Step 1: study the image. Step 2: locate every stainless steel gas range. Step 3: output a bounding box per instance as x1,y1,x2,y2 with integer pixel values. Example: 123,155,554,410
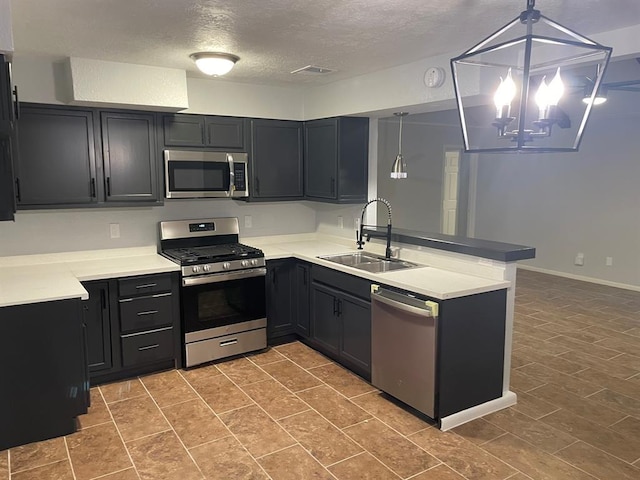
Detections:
159,217,267,367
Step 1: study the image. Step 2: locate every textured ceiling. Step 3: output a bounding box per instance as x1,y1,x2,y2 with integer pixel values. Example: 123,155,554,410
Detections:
10,0,640,86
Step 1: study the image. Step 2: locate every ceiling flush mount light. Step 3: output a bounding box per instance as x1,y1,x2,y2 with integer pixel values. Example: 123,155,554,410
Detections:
450,0,612,153
190,52,239,76
390,112,408,179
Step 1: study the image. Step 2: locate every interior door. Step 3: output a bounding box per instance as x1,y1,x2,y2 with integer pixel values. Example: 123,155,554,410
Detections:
441,149,460,235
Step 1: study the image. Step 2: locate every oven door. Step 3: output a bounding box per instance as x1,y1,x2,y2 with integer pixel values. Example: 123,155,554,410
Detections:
181,268,266,340
165,150,232,198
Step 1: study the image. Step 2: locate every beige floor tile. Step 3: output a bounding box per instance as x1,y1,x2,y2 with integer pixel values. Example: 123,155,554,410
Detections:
218,405,295,458
140,370,198,408
559,350,638,380
108,395,170,442
216,357,271,386
555,441,640,480
186,373,253,414
10,460,74,480
100,379,148,404
66,422,132,480
608,353,640,371
127,431,202,480
297,385,371,429
540,409,640,463
78,388,112,429
511,389,560,420
274,341,331,369
258,445,334,480
482,434,594,480
351,391,432,435
279,410,363,466
180,364,222,386
510,352,535,369
451,418,506,445
595,337,640,357
245,347,286,366
189,436,268,480
0,450,7,479
260,359,323,392
516,363,602,397
587,388,640,418
573,368,640,399
408,427,515,480
547,335,622,360
328,452,400,480
240,378,308,420
609,415,640,437
98,469,140,480
9,436,68,473
162,398,230,449
410,464,467,480
345,419,439,478
514,335,571,355
512,346,584,375
528,383,627,427
307,362,376,398
483,408,577,454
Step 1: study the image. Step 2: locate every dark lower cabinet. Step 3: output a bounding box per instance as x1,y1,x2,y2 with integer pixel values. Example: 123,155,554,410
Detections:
310,283,341,356
338,292,371,373
266,259,295,340
82,281,112,373
0,138,15,221
294,262,311,337
0,298,89,450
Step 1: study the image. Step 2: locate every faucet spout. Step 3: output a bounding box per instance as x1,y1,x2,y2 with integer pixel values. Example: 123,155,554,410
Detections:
356,198,393,259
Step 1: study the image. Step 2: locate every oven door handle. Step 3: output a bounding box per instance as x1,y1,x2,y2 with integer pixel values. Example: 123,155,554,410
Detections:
182,267,267,287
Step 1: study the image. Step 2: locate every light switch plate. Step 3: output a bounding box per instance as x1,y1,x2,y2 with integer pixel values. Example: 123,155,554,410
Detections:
109,223,120,239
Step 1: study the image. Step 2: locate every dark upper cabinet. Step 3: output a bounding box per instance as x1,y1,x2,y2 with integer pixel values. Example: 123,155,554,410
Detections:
250,119,303,200
0,55,16,221
100,111,159,203
266,259,295,340
304,117,369,203
162,114,246,150
82,281,113,374
0,54,16,140
15,106,98,206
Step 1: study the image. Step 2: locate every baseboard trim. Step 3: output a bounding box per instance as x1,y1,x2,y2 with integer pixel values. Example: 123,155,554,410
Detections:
439,391,517,431
517,264,640,293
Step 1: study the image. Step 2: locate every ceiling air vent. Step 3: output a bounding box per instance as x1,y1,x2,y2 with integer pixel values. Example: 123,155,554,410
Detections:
291,65,335,75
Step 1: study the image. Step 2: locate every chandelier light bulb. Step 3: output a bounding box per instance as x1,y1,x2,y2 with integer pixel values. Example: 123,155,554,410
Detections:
494,68,517,118
547,67,564,106
535,76,550,109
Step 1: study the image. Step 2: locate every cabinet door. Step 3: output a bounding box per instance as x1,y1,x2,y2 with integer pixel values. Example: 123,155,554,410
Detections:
294,263,310,337
101,111,159,203
15,106,98,205
0,139,15,221
337,117,369,203
310,283,341,356
82,281,113,374
339,292,371,375
205,116,245,149
0,54,14,140
266,260,294,339
162,114,205,147
304,119,338,199
251,119,303,199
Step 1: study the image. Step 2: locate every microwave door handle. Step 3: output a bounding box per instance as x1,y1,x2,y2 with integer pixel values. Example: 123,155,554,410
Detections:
227,153,235,197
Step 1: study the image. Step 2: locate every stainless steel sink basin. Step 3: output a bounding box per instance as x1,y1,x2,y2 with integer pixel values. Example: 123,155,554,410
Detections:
318,252,420,273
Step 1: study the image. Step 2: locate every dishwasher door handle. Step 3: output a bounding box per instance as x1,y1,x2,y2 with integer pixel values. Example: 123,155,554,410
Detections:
372,290,436,318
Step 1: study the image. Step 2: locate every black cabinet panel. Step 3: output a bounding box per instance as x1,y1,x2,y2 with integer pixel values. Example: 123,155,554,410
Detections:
310,283,341,356
0,139,15,221
205,116,245,149
101,111,159,203
118,273,173,297
305,119,337,199
251,119,303,199
121,327,175,367
15,106,97,205
294,262,310,337
339,292,371,373
82,281,113,373
266,259,295,339
0,54,15,141
163,114,205,147
119,293,173,333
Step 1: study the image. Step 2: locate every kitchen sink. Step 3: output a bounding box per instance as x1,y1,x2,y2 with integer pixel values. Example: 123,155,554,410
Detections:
318,252,420,273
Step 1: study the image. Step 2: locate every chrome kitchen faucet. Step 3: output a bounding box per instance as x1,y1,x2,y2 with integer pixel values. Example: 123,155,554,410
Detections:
356,198,393,259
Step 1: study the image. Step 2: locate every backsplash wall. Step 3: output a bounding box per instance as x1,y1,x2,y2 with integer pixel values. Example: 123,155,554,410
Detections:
0,201,317,256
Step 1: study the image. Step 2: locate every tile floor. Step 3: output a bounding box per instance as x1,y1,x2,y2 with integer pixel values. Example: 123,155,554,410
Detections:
1,269,639,480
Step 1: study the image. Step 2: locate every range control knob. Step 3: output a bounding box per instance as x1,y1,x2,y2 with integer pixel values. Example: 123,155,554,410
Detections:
250,259,259,266
203,264,211,272
223,262,231,270
241,260,249,267
192,265,201,273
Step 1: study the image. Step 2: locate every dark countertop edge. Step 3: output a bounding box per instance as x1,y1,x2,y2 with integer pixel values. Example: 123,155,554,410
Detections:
362,227,536,262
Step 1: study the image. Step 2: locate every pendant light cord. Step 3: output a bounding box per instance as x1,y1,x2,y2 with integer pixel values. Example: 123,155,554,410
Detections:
398,114,403,156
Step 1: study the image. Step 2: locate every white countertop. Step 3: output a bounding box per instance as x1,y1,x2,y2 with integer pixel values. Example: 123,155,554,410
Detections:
243,237,511,300
0,247,180,308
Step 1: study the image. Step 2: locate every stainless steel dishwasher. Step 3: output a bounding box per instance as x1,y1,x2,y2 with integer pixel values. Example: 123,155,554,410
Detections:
371,285,439,418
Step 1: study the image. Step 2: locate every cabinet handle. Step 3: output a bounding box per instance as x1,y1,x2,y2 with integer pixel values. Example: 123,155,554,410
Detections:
303,268,308,286
12,86,19,120
100,289,107,310
14,178,20,202
333,297,338,316
135,283,157,289
272,270,277,286
337,299,342,316
330,177,335,195
137,310,158,316
90,178,96,198
138,344,159,351
255,178,260,195
106,177,111,196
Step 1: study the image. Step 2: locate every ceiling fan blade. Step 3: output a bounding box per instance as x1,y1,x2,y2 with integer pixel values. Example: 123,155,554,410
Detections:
609,86,640,93
604,79,640,88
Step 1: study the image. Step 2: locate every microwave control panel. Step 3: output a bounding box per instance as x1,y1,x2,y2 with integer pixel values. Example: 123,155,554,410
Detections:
233,163,246,191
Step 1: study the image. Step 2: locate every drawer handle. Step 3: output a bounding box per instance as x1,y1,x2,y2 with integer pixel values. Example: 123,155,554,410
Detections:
136,283,157,289
137,310,159,316
138,344,160,351
220,339,238,347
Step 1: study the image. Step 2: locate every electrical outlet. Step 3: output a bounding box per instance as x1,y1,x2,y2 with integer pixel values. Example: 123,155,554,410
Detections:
574,252,584,266
109,223,120,239
244,215,252,228
337,216,344,228
606,256,613,266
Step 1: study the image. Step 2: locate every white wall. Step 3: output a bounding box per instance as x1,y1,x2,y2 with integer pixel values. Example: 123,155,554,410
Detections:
0,0,13,54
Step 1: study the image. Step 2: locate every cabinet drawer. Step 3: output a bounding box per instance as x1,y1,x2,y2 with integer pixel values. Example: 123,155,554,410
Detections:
311,265,371,300
119,293,173,333
121,327,174,367
118,274,172,297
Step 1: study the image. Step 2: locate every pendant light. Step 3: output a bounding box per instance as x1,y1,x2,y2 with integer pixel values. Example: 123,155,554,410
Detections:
390,112,408,179
190,52,240,76
450,0,612,153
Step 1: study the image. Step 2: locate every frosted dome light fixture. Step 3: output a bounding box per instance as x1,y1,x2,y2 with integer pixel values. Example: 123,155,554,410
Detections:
190,52,239,76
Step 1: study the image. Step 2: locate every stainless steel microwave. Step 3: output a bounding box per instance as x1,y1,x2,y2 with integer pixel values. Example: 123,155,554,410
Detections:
164,150,249,199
